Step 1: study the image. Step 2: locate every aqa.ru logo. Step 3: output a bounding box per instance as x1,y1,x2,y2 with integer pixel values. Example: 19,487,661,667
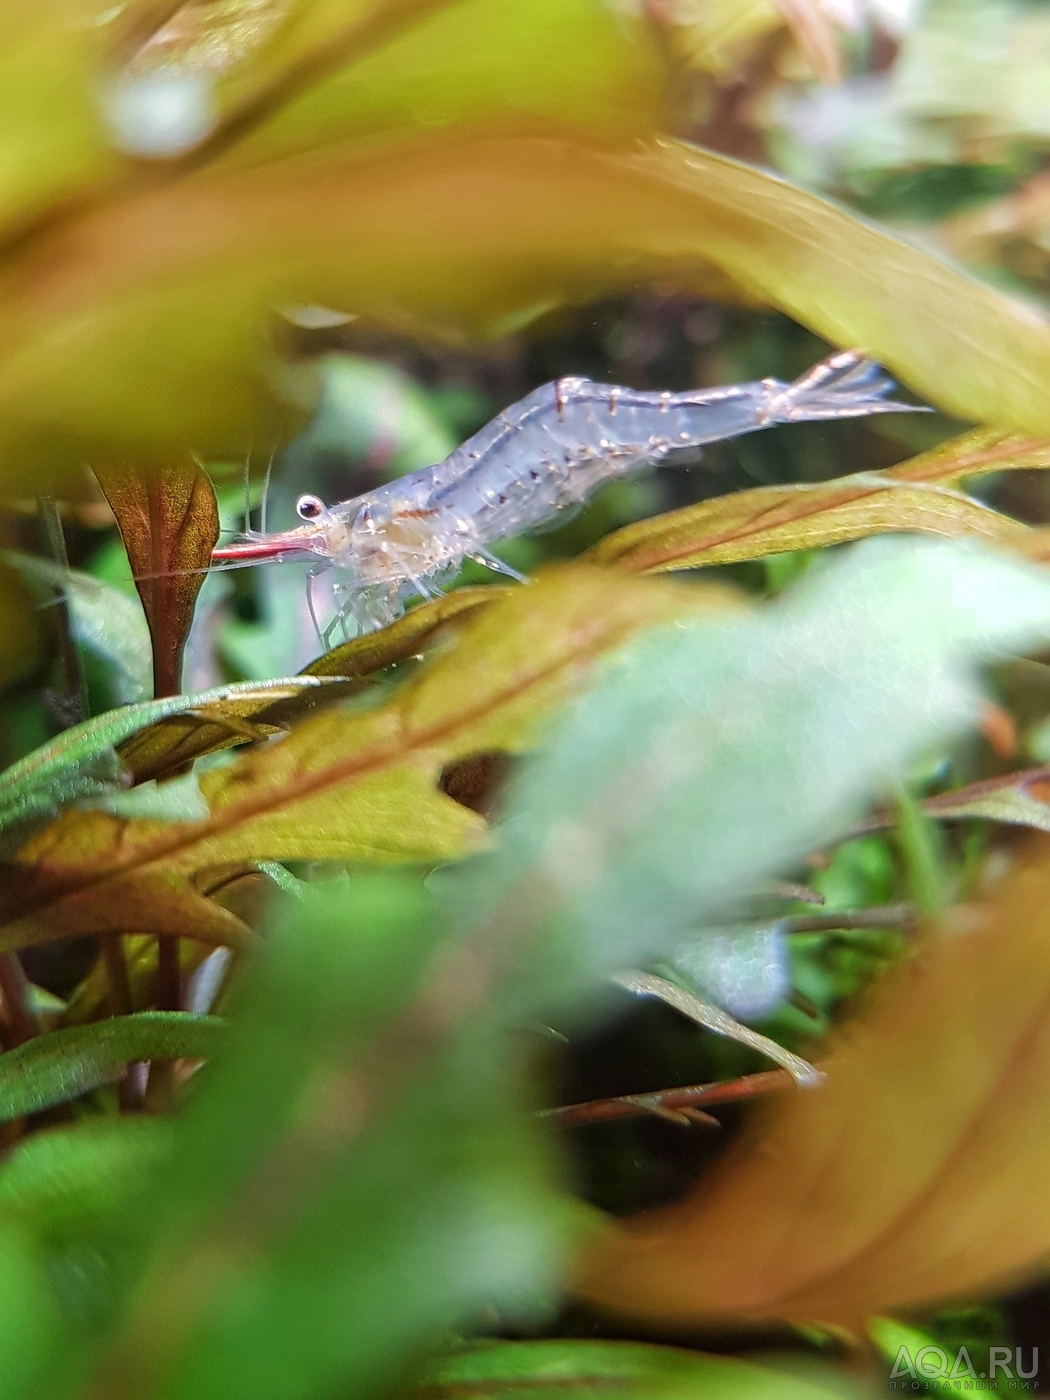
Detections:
889,1346,1040,1391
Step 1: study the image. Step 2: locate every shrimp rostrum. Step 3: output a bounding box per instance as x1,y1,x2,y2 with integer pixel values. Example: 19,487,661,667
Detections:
213,349,926,641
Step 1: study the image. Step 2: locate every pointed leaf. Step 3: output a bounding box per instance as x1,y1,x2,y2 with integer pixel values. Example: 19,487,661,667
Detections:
0,1012,224,1122
588,429,1050,574
921,768,1050,834
578,835,1050,1329
93,457,219,697
116,675,363,784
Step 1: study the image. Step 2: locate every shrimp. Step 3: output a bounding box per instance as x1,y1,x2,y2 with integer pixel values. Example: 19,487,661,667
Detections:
212,349,925,641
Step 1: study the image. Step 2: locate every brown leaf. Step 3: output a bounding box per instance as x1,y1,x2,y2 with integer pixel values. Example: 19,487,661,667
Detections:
919,768,1050,832
61,867,260,1025
116,675,362,784
114,592,506,785
0,567,739,951
588,428,1050,574
93,457,219,697
578,836,1050,1329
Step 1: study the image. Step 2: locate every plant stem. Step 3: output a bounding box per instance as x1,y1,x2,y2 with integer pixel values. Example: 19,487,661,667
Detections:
36,493,88,728
541,1068,795,1128
781,903,915,935
0,953,41,1047
144,937,181,1113
102,935,132,1017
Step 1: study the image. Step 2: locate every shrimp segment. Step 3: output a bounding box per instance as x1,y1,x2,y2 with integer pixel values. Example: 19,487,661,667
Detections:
212,350,925,637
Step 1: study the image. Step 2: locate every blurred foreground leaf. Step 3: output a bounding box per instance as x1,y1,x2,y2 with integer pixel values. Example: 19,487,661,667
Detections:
0,1013,223,1122
579,835,1050,1328
198,0,664,168
476,540,1050,994
0,1117,170,1240
76,875,563,1400
416,1339,858,1400
8,137,1050,483
93,458,219,696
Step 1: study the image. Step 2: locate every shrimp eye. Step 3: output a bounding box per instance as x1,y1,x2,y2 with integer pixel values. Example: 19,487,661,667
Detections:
296,493,325,521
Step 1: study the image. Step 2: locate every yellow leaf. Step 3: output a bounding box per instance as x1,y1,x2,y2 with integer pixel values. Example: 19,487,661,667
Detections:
4,137,1050,488
588,428,1050,573
302,586,507,678
201,0,664,168
578,837,1050,1329
0,0,120,236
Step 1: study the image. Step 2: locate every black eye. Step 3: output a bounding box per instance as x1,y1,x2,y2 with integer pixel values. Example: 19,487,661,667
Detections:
296,494,324,521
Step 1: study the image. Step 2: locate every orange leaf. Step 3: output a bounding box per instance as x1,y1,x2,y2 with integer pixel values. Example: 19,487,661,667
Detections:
578,837,1050,1330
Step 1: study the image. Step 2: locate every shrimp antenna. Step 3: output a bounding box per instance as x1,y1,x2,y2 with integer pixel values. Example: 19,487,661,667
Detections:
242,447,254,535
259,444,277,538
129,556,279,584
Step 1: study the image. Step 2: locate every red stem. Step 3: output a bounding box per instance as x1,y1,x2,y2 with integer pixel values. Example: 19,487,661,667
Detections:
542,1069,795,1128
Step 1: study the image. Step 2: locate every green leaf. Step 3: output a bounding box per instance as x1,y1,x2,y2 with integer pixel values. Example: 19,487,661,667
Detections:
0,1012,224,1122
93,456,220,698
3,550,152,704
0,1117,171,1241
74,874,566,1400
587,429,1050,574
0,675,353,837
0,1224,65,1400
417,1340,859,1400
477,539,1050,1000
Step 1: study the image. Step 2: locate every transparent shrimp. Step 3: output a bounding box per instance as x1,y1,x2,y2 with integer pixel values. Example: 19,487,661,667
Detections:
212,349,925,641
